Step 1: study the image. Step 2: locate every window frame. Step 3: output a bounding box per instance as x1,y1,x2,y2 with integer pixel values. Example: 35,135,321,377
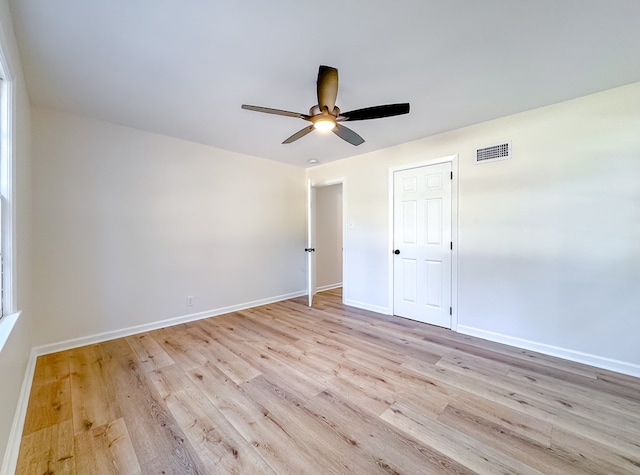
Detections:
0,22,19,351
0,76,16,315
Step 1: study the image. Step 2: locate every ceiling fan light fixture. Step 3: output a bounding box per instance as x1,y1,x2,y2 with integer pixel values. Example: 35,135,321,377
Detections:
242,65,410,145
313,118,336,131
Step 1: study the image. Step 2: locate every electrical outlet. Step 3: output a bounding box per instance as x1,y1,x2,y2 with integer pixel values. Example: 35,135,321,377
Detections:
186,296,194,306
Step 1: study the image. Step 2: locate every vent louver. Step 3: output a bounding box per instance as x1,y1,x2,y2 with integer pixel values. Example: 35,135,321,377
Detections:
475,142,511,164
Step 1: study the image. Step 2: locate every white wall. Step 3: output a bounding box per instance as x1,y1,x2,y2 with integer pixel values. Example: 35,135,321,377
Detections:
0,0,32,470
308,82,640,374
31,107,306,347
315,184,342,289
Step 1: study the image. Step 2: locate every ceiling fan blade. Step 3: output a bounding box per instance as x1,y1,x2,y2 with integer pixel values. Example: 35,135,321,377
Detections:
340,103,410,121
333,124,364,146
242,104,309,119
317,65,339,113
283,125,314,144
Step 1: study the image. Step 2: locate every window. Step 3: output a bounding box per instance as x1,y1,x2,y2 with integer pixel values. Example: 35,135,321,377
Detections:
0,30,19,351
0,75,11,320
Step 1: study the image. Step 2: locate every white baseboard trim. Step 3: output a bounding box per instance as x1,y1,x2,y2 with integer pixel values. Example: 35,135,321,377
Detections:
1,348,37,475
33,290,306,357
316,283,342,292
458,324,640,378
344,299,388,315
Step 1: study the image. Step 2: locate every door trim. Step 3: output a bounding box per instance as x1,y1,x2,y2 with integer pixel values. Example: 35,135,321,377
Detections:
310,177,346,305
388,156,459,330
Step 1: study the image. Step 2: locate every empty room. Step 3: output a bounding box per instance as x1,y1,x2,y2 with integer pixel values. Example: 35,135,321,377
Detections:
1,1,640,473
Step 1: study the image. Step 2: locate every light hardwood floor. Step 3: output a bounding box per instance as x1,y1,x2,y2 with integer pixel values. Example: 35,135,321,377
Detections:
16,289,640,474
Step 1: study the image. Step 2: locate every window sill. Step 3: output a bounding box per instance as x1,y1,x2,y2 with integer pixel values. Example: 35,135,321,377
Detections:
0,310,21,353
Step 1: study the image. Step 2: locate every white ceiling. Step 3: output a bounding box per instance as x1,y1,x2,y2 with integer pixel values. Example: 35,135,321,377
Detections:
8,0,640,167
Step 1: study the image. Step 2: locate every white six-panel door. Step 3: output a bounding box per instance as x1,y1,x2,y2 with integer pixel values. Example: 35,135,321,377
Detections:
393,162,452,327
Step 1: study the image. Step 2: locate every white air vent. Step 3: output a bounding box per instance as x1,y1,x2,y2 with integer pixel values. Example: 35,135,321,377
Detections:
475,142,511,164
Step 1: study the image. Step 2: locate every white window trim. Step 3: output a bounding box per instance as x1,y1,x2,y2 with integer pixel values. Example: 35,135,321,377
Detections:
0,19,19,351
0,310,20,352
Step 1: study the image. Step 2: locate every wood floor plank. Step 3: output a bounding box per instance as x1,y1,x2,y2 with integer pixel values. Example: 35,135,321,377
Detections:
187,362,333,474
507,366,640,422
99,338,208,472
31,351,70,387
419,324,601,380
149,326,209,371
439,352,640,432
297,329,411,366
254,338,396,414
183,322,263,384
381,401,546,475
342,347,449,416
551,426,640,474
596,368,640,390
324,373,395,416
22,373,72,436
18,288,640,474
405,352,640,460
436,403,589,475
242,375,403,474
236,308,307,343
423,328,640,404
227,310,300,346
125,332,175,373
68,344,121,435
221,339,326,401
74,418,141,475
16,419,75,475
149,364,275,474
193,318,326,402
446,391,553,447
306,389,475,474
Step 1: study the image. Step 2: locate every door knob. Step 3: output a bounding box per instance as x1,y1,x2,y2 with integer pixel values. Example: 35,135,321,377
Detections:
394,249,400,255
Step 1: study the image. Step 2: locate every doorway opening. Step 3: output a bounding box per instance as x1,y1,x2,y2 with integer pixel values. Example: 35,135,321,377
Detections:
307,180,344,307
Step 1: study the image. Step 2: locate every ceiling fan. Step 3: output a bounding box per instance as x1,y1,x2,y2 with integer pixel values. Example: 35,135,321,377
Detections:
241,65,410,146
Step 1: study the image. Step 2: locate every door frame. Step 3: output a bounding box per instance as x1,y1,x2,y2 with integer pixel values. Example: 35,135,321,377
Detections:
388,155,459,329
309,177,346,305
